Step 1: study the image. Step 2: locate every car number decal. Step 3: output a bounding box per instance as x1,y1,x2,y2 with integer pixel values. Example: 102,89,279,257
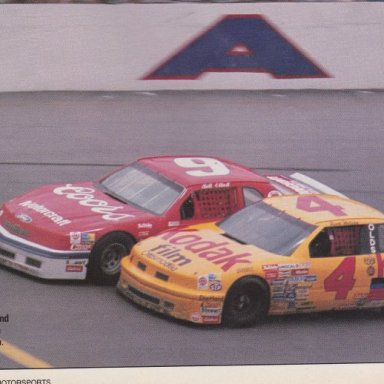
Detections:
174,157,230,177
324,254,384,300
324,257,356,300
296,195,346,217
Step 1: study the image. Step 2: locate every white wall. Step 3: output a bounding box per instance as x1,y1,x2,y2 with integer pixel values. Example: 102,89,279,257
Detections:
1,3,383,91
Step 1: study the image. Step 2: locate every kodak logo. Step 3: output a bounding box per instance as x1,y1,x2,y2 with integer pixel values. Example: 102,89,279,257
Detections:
160,231,251,271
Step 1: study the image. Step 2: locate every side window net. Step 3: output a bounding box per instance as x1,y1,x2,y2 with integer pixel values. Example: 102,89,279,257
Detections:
195,188,238,219
310,225,369,258
328,227,361,256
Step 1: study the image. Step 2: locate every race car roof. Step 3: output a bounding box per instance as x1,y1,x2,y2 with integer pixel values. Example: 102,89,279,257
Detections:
137,155,268,186
264,194,384,224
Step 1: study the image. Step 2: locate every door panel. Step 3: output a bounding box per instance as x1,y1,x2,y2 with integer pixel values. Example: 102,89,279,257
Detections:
309,255,376,311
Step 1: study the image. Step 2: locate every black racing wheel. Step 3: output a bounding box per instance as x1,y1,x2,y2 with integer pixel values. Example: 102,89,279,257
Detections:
87,232,134,285
223,276,269,327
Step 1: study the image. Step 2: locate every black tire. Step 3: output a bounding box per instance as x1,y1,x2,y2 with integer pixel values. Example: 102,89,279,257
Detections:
87,232,134,285
222,276,269,328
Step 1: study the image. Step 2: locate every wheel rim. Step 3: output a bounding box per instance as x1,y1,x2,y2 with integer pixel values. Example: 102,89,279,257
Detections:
100,243,127,275
230,286,259,319
234,293,252,312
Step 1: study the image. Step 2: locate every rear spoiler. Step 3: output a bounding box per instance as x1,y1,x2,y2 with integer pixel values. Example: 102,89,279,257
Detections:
266,172,347,198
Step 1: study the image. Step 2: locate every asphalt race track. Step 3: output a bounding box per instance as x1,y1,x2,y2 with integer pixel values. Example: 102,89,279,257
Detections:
1,90,384,369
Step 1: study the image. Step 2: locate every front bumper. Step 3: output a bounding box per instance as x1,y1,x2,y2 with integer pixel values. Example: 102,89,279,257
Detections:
0,225,89,280
117,263,225,325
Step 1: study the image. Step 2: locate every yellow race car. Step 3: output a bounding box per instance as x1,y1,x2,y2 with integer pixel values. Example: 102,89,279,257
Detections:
117,194,384,327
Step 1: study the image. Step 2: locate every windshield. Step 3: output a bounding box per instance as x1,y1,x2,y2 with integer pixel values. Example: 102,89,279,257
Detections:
100,163,184,215
219,201,316,256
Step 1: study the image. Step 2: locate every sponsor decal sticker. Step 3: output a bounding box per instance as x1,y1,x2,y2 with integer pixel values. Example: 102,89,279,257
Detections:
66,264,84,273
70,232,81,244
288,275,317,283
365,257,376,266
19,200,71,226
295,287,310,300
70,232,96,251
202,315,221,324
263,263,310,271
271,300,289,311
265,271,278,280
236,267,254,274
367,266,376,276
197,273,222,291
159,231,252,272
292,268,309,276
278,263,311,270
81,232,95,243
200,305,222,316
138,223,152,229
286,292,296,300
197,276,208,290
199,296,224,302
209,280,223,292
278,271,291,278
53,184,134,221
368,224,377,253
262,264,278,271
271,293,285,300
16,213,32,223
264,263,311,280
143,245,191,271
268,176,318,195
271,286,285,294
191,313,202,323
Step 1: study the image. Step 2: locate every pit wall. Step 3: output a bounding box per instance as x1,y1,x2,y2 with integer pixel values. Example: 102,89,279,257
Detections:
1,3,383,91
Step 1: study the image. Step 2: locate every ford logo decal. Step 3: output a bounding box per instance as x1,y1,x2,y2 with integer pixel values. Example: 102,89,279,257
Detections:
16,213,33,223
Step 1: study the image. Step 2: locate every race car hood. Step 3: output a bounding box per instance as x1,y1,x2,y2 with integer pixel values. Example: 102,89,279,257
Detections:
130,227,282,289
0,182,149,248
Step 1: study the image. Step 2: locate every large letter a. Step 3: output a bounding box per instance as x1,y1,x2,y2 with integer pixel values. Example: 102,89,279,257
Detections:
143,14,330,80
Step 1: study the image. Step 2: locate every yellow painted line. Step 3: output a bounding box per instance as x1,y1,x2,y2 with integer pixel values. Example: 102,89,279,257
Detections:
0,339,53,368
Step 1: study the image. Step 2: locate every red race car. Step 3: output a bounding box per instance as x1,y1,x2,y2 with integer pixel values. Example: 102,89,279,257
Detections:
0,155,340,284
